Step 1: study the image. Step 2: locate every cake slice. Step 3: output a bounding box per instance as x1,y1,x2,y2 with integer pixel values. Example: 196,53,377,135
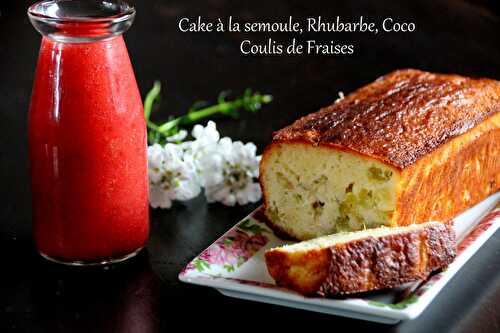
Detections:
265,221,456,296
260,69,500,240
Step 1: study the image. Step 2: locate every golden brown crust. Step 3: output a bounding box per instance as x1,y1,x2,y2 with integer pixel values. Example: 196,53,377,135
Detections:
265,223,456,296
394,112,500,226
272,69,500,169
259,69,500,237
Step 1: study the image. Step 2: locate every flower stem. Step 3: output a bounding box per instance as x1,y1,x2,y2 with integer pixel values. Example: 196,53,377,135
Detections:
144,83,272,143
144,81,161,122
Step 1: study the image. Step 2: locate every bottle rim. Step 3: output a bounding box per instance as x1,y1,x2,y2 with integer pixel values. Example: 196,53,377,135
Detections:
28,0,136,43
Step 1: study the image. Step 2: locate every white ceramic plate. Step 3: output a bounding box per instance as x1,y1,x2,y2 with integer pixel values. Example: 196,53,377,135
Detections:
179,193,500,324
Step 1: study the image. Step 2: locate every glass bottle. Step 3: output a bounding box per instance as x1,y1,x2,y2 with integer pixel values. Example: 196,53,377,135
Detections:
28,0,149,265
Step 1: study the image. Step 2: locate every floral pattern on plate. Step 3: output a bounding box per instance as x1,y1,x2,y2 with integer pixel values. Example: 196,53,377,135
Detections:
180,194,500,323
181,218,271,276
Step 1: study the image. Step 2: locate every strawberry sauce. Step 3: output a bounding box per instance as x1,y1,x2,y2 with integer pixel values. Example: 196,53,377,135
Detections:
29,36,149,263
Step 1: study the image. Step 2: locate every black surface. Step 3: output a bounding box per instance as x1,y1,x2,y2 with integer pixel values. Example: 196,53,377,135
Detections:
1,0,500,332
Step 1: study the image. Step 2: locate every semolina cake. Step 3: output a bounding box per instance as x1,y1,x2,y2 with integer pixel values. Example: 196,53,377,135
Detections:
260,69,500,240
265,221,456,296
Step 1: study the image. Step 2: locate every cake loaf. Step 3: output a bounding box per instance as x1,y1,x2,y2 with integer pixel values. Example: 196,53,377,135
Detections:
265,221,456,296
260,69,500,240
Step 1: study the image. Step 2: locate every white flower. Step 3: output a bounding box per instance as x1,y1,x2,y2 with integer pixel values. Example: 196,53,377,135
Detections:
186,121,224,187
202,136,262,206
147,143,201,209
191,120,220,149
146,120,262,209
148,143,166,184
165,129,188,142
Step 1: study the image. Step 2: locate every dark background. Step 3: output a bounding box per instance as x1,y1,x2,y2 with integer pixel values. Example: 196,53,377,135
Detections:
1,0,500,332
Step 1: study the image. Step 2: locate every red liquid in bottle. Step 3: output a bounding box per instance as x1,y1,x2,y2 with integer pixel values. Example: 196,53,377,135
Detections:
29,36,149,263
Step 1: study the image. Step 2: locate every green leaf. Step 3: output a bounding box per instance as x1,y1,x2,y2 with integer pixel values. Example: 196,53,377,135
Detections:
237,256,246,267
193,258,210,272
224,264,235,272
238,219,269,234
393,294,419,308
367,295,419,310
223,238,233,246
367,300,387,307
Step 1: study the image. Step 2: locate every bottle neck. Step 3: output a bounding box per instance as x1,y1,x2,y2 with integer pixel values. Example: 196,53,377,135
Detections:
28,0,135,43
